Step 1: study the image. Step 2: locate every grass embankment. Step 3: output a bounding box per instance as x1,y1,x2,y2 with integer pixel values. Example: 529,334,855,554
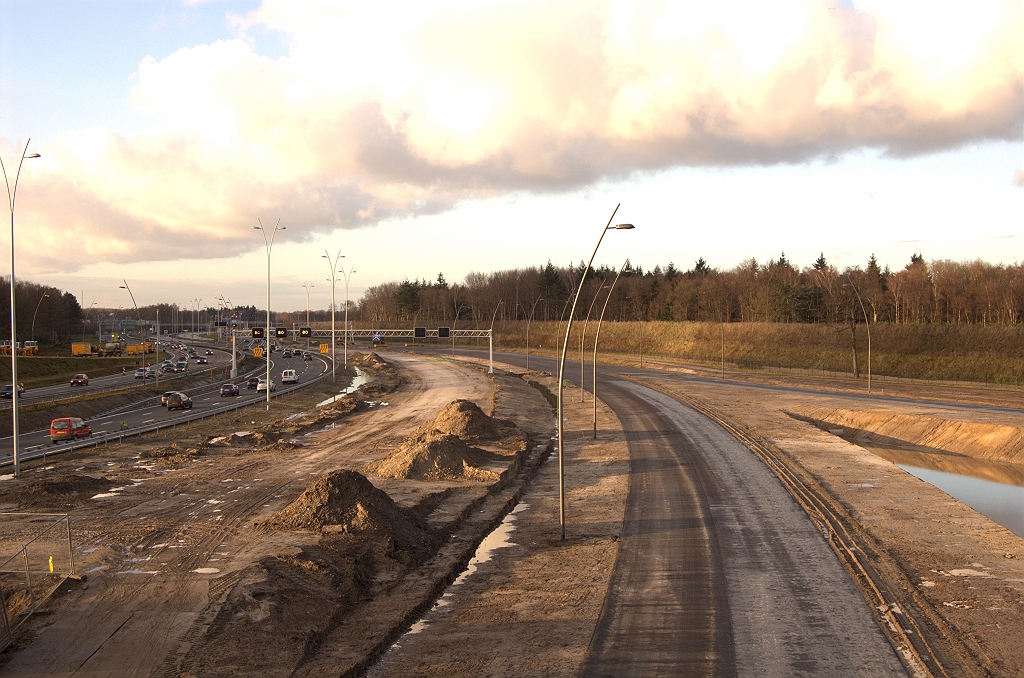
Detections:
484,321,1024,386
0,353,169,388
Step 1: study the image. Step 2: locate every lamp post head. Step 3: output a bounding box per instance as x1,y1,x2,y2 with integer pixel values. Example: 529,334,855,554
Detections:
25,153,40,159
253,226,262,230
613,223,635,230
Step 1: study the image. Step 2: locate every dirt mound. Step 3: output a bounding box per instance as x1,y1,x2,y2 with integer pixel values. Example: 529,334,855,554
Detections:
351,352,388,369
262,470,434,550
365,432,501,482
414,399,522,442
2,474,113,508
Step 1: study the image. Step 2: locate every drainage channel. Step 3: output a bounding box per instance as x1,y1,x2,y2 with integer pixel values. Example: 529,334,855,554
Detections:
897,464,1024,539
316,366,368,407
386,501,529,651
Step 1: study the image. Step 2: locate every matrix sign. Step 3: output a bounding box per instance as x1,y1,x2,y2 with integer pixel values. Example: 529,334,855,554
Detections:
437,327,450,338
251,328,265,338
299,327,312,338
414,327,426,338
275,328,287,339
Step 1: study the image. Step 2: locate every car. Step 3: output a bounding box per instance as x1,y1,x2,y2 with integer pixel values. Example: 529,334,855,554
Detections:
220,383,239,396
246,377,260,389
161,391,176,406
49,417,92,444
165,392,192,410
70,373,89,386
256,379,276,392
280,369,298,384
134,368,147,379
303,352,313,361
0,383,25,398
282,350,292,359
195,357,208,364
205,350,214,355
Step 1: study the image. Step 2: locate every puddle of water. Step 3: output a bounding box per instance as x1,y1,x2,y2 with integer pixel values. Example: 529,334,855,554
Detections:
193,567,220,574
317,367,369,407
392,503,529,645
898,464,1024,539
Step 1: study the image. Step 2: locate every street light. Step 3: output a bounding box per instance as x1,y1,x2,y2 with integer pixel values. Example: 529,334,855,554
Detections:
526,297,544,372
323,250,343,382
556,205,633,540
254,218,286,409
579,283,610,403
30,293,49,341
302,283,314,350
119,280,148,385
1,138,40,477
591,260,629,438
845,279,872,392
341,265,355,367
488,300,504,374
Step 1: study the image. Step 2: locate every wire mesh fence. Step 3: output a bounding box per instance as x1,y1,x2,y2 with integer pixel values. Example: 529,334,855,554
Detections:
0,513,74,651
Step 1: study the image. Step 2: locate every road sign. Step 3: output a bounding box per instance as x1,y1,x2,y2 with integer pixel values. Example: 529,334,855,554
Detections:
252,328,264,338
300,327,312,338
253,347,263,357
372,332,381,344
438,327,450,338
319,344,329,354
275,328,287,338
414,327,426,338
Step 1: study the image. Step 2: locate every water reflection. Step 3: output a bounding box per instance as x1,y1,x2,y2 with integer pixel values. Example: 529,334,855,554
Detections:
316,367,368,407
897,464,1024,539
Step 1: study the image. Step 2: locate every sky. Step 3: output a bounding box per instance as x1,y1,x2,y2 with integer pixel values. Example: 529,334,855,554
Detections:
1,0,1021,313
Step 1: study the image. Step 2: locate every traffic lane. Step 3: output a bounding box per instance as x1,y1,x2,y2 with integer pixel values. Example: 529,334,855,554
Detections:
590,380,906,676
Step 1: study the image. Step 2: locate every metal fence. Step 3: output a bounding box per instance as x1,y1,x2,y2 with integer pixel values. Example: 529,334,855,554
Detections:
0,513,74,651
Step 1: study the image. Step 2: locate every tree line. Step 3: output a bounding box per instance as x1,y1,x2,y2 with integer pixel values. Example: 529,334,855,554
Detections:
352,255,1024,327
0,277,84,342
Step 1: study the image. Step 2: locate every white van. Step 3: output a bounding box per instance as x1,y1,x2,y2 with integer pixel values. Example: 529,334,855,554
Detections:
280,369,298,384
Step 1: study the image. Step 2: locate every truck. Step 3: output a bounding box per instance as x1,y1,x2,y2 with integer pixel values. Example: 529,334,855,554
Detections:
72,342,93,356
125,344,146,356
19,341,39,356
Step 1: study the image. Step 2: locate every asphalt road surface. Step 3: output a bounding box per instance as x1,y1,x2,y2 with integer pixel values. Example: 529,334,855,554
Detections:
0,348,328,462
399,346,911,676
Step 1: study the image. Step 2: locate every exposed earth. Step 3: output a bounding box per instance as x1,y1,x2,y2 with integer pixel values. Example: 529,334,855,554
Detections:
1,349,1022,676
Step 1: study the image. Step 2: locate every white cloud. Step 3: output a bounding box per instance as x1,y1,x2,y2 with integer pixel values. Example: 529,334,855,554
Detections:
8,0,1023,274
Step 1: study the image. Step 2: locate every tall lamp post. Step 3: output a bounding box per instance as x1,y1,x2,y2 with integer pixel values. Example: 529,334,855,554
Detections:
845,279,872,393
30,293,49,341
341,265,355,367
323,250,343,381
119,280,147,383
591,260,629,438
579,283,609,402
556,205,633,540
302,283,314,350
2,138,40,477
488,300,504,374
525,296,543,371
254,218,285,409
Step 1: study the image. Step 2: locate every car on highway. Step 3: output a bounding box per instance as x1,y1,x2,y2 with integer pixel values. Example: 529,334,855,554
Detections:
282,350,292,359
281,369,298,384
0,383,25,398
161,391,176,406
205,350,214,355
165,392,193,410
195,356,208,364
220,383,239,396
70,373,89,386
256,378,276,392
303,352,313,361
49,417,92,444
246,377,260,389
134,368,147,379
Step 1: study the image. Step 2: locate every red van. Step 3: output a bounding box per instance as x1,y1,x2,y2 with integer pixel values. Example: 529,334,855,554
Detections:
50,417,92,444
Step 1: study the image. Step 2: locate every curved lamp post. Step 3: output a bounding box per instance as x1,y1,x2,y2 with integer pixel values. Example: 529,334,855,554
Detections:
254,218,285,409
2,139,40,477
591,260,629,438
323,250,343,382
845,279,871,392
488,300,504,374
119,280,151,385
341,265,355,367
556,205,633,540
525,296,543,372
30,293,49,341
579,283,609,403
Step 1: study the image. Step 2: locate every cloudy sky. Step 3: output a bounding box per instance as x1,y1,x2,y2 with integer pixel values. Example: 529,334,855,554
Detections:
1,0,1021,312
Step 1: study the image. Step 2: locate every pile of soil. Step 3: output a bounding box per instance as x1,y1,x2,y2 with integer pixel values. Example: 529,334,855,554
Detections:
1,474,112,508
365,432,501,482
261,470,435,553
414,399,521,442
351,352,388,369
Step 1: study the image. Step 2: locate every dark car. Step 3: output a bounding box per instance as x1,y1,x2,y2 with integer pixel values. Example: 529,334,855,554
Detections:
161,391,176,406
282,350,292,359
0,383,25,398
165,392,192,410
205,350,214,355
220,383,239,396
246,377,260,389
303,352,313,361
70,373,89,386
195,356,208,364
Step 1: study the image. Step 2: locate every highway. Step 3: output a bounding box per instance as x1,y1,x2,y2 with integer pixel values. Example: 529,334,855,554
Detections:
0,347,330,464
397,346,985,676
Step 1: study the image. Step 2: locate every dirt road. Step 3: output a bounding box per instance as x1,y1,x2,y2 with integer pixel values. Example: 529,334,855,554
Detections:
0,353,495,677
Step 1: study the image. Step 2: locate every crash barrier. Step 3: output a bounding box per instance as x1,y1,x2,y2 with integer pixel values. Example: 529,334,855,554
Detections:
0,513,74,651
